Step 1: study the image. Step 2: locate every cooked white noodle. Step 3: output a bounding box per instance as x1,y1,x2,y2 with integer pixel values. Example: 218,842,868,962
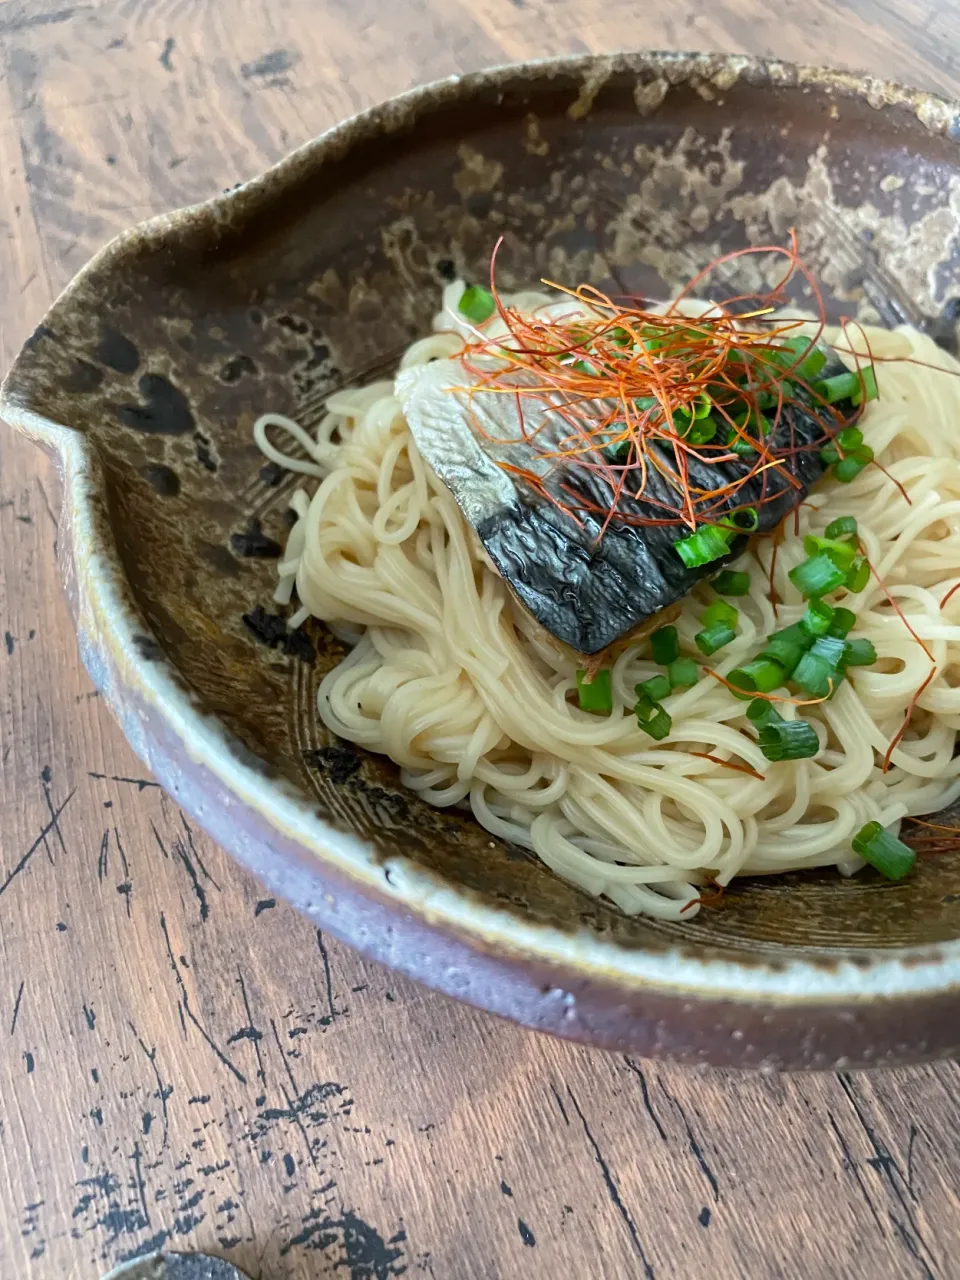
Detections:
253,288,960,920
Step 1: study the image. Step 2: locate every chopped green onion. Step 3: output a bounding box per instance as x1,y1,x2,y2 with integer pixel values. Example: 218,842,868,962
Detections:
727,430,758,459
747,698,783,726
702,600,739,630
761,624,812,672
845,555,870,593
840,638,877,668
637,674,671,703
695,624,737,656
728,658,786,695
605,440,632,464
651,625,679,666
834,447,874,483
675,525,734,568
576,668,612,713
635,695,672,741
810,635,847,668
820,442,840,466
458,285,495,324
726,507,759,533
799,599,835,639
668,657,699,689
814,371,861,404
712,569,751,596
802,535,858,571
758,718,821,761
687,417,718,446
852,820,915,880
836,427,863,452
851,365,879,406
791,651,836,697
788,553,848,598
828,607,857,639
825,516,858,539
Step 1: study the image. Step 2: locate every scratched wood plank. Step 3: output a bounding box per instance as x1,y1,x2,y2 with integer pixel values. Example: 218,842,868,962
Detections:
1,2,959,1278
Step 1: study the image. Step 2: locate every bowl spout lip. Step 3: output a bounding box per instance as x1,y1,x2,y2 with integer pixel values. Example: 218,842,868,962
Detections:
4,48,960,1052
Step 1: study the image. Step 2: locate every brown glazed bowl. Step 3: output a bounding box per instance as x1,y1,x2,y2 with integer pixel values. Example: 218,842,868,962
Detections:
4,52,960,1070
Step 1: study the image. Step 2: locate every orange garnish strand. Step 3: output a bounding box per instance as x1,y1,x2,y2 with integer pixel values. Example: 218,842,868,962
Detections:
703,668,832,707
680,880,726,914
864,556,934,662
941,581,960,609
882,665,937,773
689,752,766,781
459,231,857,542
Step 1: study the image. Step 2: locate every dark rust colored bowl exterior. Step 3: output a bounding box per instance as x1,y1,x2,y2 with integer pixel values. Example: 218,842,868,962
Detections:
4,52,960,1069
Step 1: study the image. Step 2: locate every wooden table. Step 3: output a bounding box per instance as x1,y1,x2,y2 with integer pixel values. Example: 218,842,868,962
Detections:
1,3,959,1277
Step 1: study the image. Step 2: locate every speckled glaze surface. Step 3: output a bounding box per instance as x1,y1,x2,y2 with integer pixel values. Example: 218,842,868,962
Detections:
4,51,960,1069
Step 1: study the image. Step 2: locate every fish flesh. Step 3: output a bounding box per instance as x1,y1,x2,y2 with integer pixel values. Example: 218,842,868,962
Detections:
396,353,850,654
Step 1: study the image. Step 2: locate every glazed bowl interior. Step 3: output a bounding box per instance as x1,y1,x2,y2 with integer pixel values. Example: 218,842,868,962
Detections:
4,53,960,1064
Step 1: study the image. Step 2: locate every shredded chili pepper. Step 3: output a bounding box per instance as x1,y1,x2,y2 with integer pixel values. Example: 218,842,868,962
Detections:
680,880,726,914
882,666,937,773
689,751,766,781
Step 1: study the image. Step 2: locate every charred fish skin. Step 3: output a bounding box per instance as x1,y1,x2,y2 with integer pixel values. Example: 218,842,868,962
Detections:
397,355,857,655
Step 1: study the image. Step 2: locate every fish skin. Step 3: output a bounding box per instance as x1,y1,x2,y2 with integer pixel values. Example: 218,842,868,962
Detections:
397,356,853,654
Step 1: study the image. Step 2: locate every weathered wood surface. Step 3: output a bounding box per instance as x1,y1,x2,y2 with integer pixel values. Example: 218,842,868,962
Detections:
0,2,959,1277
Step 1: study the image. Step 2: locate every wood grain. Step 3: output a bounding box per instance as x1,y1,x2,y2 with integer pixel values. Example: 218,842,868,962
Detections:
1,2,959,1277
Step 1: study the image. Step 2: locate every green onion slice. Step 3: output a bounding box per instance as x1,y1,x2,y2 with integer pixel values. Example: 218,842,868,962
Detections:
799,599,835,639
810,635,847,668
695,624,737,656
761,624,812,672
702,600,739,630
825,516,858,539
852,820,916,880
576,668,612,713
712,570,751,597
458,285,496,323
835,427,863,452
758,718,821,761
791,651,836,697
845,556,870,593
747,698,783,726
851,366,879,406
667,657,699,689
828,607,857,639
728,658,786,695
651,625,680,666
788,553,848,599
675,525,734,568
802,535,858,571
834,446,874,483
840,638,877,668
635,695,672,741
637,674,671,703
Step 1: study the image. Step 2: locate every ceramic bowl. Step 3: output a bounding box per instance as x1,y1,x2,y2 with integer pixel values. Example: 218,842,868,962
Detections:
5,51,960,1069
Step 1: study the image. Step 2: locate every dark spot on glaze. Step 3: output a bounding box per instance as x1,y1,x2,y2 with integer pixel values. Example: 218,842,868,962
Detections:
116,374,194,435
63,359,104,393
302,744,361,786
24,324,55,351
95,328,139,374
276,314,310,335
4,632,14,655
132,634,161,661
195,437,218,473
24,1051,34,1073
220,353,258,383
517,1219,536,1247
241,49,298,80
283,1154,295,1178
230,518,282,558
500,1180,512,1196
105,154,117,167
465,191,493,219
56,922,67,932
699,1206,711,1227
159,36,175,71
242,606,315,664
259,461,284,487
254,898,276,916
198,542,241,577
141,464,181,497
436,257,456,280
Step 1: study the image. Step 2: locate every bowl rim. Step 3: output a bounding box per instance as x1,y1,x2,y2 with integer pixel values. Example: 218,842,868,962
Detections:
4,47,960,1018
